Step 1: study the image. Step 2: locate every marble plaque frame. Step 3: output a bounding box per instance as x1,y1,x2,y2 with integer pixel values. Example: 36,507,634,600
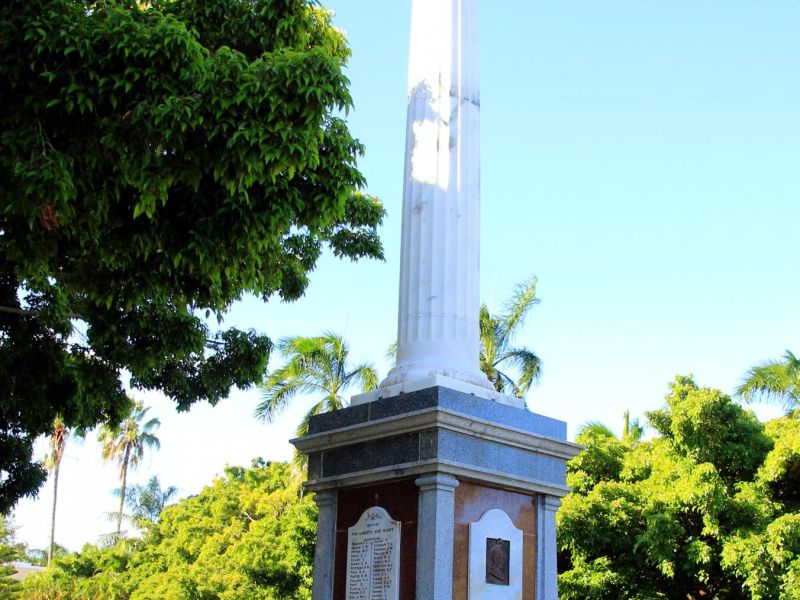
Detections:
346,506,401,600
468,509,523,599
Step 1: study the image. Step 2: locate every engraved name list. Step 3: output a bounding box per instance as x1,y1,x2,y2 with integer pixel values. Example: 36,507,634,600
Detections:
346,507,401,600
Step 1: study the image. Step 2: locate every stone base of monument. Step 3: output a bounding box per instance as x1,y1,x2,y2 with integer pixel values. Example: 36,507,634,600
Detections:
292,385,581,600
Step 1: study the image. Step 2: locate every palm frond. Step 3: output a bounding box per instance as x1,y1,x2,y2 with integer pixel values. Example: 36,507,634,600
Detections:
277,335,310,354
577,421,616,438
141,418,160,434
98,399,161,524
501,276,539,343
324,395,346,413
261,332,377,456
140,432,160,452
289,346,328,374
499,348,542,395
386,341,398,363
345,362,379,393
495,369,517,395
479,303,494,336
45,417,69,471
291,449,308,471
627,421,645,444
321,331,349,383
478,277,543,400
255,376,306,422
736,350,800,410
479,304,499,366
269,359,310,385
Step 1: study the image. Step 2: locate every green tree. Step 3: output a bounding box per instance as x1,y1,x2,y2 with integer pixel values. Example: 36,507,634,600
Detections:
24,461,316,600
721,413,800,599
568,422,628,497
123,476,178,529
479,277,542,399
98,402,161,536
0,0,384,510
23,545,66,568
558,375,799,600
622,410,644,445
577,411,645,447
737,350,800,411
256,332,378,441
648,376,773,485
0,516,22,599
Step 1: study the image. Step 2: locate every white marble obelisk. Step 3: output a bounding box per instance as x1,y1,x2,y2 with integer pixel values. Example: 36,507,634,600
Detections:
372,0,522,408
299,11,574,599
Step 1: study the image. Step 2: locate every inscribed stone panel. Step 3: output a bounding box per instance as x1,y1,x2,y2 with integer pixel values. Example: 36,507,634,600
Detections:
346,507,401,600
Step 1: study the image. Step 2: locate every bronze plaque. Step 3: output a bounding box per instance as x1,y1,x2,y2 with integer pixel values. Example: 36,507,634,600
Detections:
485,538,510,585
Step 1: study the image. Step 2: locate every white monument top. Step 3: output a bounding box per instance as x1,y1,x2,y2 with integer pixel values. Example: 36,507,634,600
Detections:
354,0,523,409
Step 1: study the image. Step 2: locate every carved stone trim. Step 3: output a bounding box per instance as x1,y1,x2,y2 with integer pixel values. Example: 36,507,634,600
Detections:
293,407,582,461
303,460,570,498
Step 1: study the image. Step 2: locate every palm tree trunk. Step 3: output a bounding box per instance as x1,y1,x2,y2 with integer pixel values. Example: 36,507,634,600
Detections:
117,445,131,536
47,455,61,565
623,411,631,442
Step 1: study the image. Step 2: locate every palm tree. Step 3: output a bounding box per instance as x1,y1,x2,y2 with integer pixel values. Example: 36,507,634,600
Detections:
44,417,68,565
622,410,645,445
479,277,542,399
578,411,645,445
122,476,178,528
98,401,161,536
255,332,378,441
576,420,615,439
736,350,800,411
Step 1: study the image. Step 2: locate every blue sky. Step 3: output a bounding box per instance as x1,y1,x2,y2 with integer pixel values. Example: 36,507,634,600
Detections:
14,1,799,551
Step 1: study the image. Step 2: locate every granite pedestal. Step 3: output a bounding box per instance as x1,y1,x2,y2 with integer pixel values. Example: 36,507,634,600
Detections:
292,386,581,600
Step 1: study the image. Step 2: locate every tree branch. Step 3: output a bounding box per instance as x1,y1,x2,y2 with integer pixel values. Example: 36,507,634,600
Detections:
241,511,256,523
0,305,86,321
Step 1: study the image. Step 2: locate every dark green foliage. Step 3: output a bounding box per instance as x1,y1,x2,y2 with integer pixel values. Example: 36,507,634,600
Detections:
0,517,22,599
559,375,800,600
0,0,384,511
24,460,316,599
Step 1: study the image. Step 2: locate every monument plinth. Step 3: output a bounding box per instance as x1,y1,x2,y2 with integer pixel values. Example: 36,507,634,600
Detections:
293,1,580,598
294,387,579,599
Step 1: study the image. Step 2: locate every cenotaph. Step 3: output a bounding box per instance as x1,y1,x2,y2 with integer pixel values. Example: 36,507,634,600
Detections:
292,1,581,598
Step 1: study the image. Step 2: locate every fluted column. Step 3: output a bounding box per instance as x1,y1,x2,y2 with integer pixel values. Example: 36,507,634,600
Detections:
382,0,492,391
